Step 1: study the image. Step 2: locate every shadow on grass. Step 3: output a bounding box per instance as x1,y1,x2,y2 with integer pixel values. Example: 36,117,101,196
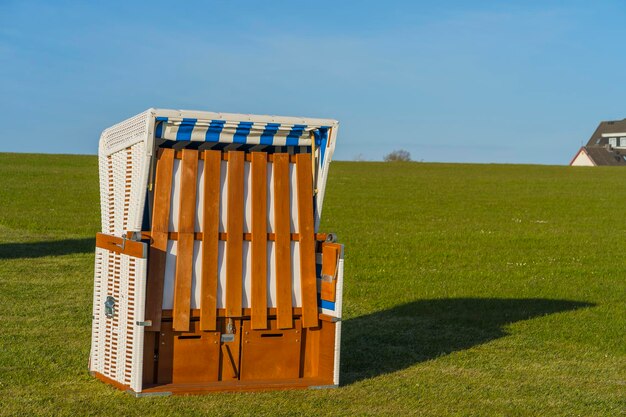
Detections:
341,297,593,385
0,238,95,259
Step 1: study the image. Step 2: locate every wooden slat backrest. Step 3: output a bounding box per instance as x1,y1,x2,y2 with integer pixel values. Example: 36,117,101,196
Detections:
200,150,221,331
145,148,174,331
148,150,320,332
273,153,294,329
295,153,319,328
250,152,268,330
172,150,198,331
225,151,244,318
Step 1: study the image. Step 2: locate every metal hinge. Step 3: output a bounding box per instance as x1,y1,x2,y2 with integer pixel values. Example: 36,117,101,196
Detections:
104,296,116,318
321,274,336,283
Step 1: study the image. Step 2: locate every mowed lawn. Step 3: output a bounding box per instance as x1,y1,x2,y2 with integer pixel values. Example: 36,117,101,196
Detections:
0,152,624,416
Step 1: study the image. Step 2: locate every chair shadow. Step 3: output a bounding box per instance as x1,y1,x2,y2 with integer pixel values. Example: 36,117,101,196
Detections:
340,297,593,385
0,238,95,259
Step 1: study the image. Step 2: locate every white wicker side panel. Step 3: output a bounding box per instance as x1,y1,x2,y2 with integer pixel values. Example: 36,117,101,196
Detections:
103,250,122,382
94,111,153,392
99,110,151,157
130,256,148,393
99,144,150,236
116,255,131,386
90,248,106,375
90,248,147,392
333,248,345,386
333,320,342,386
93,144,150,391
128,143,151,233
98,109,152,236
119,253,148,392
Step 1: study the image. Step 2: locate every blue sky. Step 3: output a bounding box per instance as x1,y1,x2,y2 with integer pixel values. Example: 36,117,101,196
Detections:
1,1,626,164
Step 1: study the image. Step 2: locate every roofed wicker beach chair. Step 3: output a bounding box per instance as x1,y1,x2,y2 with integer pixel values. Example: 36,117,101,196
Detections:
89,109,344,395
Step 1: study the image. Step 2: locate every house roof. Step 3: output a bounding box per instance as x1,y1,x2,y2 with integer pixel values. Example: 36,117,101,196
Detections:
582,146,626,166
571,119,626,166
586,119,626,147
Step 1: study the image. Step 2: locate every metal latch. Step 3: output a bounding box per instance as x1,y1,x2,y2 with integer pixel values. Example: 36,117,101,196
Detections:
104,296,116,318
113,236,127,251
221,318,236,343
321,274,336,283
226,318,235,334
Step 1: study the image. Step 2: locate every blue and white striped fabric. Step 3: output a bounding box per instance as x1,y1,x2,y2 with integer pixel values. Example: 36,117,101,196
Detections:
155,117,329,153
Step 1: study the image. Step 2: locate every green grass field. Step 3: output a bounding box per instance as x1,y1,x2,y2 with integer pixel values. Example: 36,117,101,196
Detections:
0,153,624,416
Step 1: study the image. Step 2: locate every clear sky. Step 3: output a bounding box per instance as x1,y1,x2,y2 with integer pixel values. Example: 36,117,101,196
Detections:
1,1,626,164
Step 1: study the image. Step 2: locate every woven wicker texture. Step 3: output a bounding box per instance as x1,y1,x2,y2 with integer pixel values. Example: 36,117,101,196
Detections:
99,110,149,156
90,247,148,392
99,143,150,235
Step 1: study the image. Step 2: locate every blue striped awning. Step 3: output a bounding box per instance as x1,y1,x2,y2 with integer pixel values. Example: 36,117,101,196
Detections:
155,117,329,149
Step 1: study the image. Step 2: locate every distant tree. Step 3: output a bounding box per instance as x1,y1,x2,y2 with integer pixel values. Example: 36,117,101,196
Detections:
353,153,366,162
383,149,411,162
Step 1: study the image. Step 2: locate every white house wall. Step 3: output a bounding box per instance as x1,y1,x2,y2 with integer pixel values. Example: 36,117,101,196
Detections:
571,150,595,166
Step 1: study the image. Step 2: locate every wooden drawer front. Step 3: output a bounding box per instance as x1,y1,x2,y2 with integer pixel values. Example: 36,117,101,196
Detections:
240,319,302,380
157,321,220,384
